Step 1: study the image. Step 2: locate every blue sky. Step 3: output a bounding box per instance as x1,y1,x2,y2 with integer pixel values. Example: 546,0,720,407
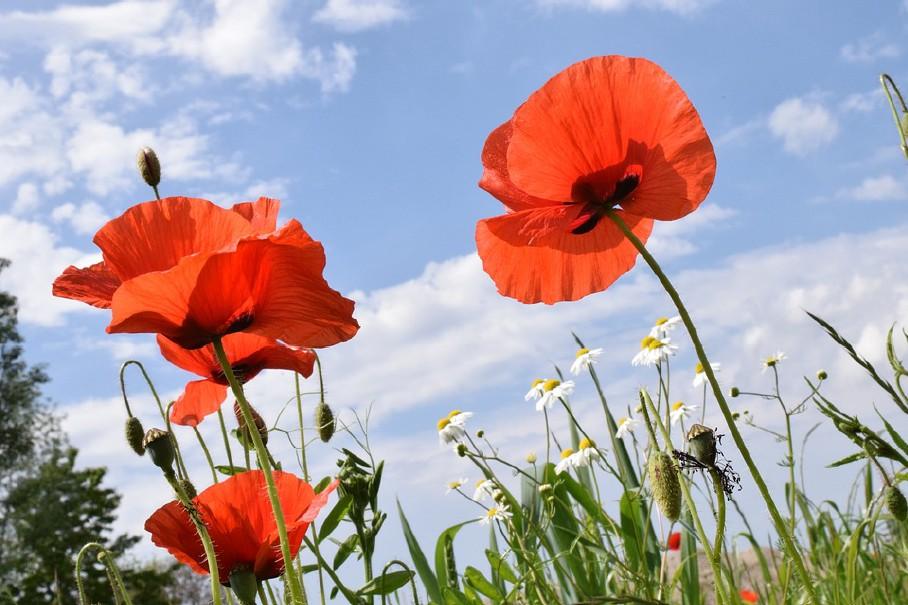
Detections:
1,0,908,594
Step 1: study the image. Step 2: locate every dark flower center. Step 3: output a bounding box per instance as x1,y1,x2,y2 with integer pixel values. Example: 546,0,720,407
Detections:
214,364,250,384
567,165,642,235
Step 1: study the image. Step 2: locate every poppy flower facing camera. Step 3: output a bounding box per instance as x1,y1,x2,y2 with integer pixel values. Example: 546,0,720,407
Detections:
476,56,716,304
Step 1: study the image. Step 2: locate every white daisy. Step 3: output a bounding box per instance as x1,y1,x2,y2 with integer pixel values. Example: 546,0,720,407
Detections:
437,410,473,444
570,347,603,375
670,401,697,425
524,379,546,401
762,351,786,372
445,477,468,494
554,447,576,474
632,336,678,367
554,439,599,474
536,379,575,411
472,479,497,502
479,504,512,525
649,316,682,338
615,416,639,439
692,362,721,388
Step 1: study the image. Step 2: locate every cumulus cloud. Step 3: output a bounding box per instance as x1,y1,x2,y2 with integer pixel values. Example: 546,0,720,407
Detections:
647,204,736,259
534,0,715,14
51,201,110,234
837,175,908,202
840,33,900,63
768,97,839,155
12,182,41,215
313,0,409,32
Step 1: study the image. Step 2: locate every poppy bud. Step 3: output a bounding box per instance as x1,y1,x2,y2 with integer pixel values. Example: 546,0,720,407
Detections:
229,567,258,605
125,416,145,456
730,387,740,398
885,485,907,521
136,146,161,188
143,428,175,474
179,478,197,500
648,452,681,522
314,401,335,443
817,369,828,381
235,401,268,446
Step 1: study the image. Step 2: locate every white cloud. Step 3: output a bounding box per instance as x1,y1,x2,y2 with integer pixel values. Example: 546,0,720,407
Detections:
313,0,409,32
0,214,96,326
768,97,839,155
534,0,715,14
647,204,736,259
11,182,41,214
0,77,66,187
301,42,358,94
51,201,110,234
840,89,884,113
840,34,900,63
837,174,908,202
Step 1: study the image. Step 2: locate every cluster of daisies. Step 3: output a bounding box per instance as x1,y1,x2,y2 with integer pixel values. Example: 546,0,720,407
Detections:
444,478,513,525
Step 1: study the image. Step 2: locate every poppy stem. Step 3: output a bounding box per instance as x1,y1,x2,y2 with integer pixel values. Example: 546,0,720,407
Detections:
194,425,219,484
606,210,819,605
218,407,236,470
212,337,306,605
75,542,131,605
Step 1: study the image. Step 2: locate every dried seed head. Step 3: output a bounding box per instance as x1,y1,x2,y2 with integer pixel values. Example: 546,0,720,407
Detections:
136,146,161,188
648,452,681,522
886,485,907,521
686,424,718,467
234,401,268,446
125,416,145,456
143,428,175,473
314,401,335,443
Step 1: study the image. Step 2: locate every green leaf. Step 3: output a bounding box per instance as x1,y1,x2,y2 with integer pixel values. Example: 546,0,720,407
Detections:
877,410,908,458
560,472,613,528
827,451,867,468
332,534,358,570
679,512,700,605
313,476,333,493
214,465,247,476
463,567,503,601
434,520,475,589
318,495,352,541
398,500,442,604
357,570,414,596
299,564,319,574
369,460,384,512
887,324,907,376
485,549,518,585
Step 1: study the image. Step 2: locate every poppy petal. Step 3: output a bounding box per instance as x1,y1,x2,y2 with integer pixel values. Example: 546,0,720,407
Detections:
157,334,217,378
144,500,210,575
170,379,228,426
93,197,258,281
108,221,359,350
230,197,281,232
51,261,121,309
476,207,653,304
507,56,715,221
479,121,554,212
240,340,316,379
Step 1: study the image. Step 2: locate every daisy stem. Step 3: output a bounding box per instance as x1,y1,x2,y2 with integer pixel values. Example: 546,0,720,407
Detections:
212,338,305,605
193,425,219,483
607,210,818,604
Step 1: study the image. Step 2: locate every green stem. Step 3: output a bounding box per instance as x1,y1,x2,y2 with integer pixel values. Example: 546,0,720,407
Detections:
709,468,726,575
218,408,236,470
212,338,305,604
97,551,133,605
295,371,327,605
194,426,219,484
880,74,908,160
608,210,817,604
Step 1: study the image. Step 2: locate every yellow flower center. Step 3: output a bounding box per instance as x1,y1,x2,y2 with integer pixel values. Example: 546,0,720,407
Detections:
560,447,574,459
618,416,628,425
647,339,663,351
437,417,451,431
448,481,462,489
475,479,486,488
655,317,669,326
531,378,544,388
542,379,560,392
486,507,499,518
578,437,594,450
695,361,704,374
640,336,656,350
447,409,462,419
575,348,589,358
672,401,685,412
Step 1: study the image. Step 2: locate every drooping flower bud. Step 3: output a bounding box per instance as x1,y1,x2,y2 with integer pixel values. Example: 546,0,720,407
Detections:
730,387,740,398
885,485,907,521
143,428,175,474
314,401,335,443
686,424,717,467
125,416,145,456
648,452,681,522
136,146,161,188
234,401,268,446
229,566,258,605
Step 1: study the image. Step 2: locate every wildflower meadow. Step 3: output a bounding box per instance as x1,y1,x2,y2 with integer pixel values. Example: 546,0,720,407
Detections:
1,3,907,605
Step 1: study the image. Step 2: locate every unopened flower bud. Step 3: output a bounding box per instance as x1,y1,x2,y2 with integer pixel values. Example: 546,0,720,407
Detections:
476,430,485,439
456,443,467,457
526,452,537,464
538,483,553,494
179,478,197,500
143,428,175,474
648,452,681,522
732,412,741,420
817,370,828,381
136,146,161,188
235,401,268,446
886,485,907,521
493,490,506,504
314,401,335,443
125,416,145,456
730,387,740,398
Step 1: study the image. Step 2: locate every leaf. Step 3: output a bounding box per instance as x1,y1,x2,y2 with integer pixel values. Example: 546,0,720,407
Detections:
560,472,613,528
877,409,908,458
434,520,475,589
313,476,333,493
357,570,414,596
369,460,384,512
214,465,247,476
463,567,503,601
397,500,442,604
332,534,358,570
887,324,907,376
318,495,352,541
827,451,867,468
679,513,700,605
485,549,518,584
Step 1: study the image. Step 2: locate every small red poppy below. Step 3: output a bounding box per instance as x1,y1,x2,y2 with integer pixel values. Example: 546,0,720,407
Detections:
53,196,359,350
476,55,716,304
145,470,337,583
739,589,759,603
667,531,681,551
158,332,316,427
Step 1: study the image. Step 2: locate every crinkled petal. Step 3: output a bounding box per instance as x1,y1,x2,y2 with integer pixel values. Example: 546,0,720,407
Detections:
52,261,120,309
170,379,228,427
479,121,555,212
144,500,211,576
231,197,281,232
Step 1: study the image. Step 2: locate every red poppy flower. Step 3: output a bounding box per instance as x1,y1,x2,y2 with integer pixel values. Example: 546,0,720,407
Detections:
739,589,759,603
53,196,358,349
158,332,316,426
145,470,337,583
476,56,716,304
667,531,681,551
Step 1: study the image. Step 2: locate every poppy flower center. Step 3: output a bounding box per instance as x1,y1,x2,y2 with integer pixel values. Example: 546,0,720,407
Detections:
214,364,251,384
567,164,643,235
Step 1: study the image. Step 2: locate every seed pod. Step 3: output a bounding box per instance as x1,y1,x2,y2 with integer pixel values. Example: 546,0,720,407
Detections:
125,416,145,456
234,401,268,446
143,428,175,474
686,424,717,467
136,146,161,188
886,485,907,521
314,401,335,443
648,452,681,522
